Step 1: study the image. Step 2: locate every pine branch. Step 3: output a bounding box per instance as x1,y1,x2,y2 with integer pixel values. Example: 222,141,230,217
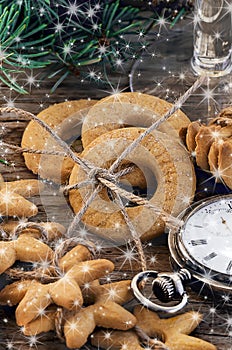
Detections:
0,2,55,93
0,0,192,93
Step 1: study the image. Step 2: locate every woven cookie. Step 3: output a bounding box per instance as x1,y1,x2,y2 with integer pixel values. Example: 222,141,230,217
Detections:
209,116,232,127
195,125,222,170
69,127,195,242
82,93,191,148
92,305,217,350
208,141,221,173
218,138,232,188
184,113,232,189
21,100,96,183
0,179,46,218
216,106,232,120
186,121,201,154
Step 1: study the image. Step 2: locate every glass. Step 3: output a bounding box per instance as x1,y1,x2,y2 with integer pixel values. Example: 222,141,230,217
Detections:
191,0,232,77
129,1,232,121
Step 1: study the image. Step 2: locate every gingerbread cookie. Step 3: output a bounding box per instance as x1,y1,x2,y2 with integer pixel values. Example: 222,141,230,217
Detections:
20,280,136,347
0,179,44,197
92,305,217,350
16,260,114,326
21,100,96,183
0,244,137,350
0,189,38,217
64,280,136,348
0,220,66,241
82,93,191,148
0,243,114,327
22,306,57,336
69,127,195,242
0,235,54,274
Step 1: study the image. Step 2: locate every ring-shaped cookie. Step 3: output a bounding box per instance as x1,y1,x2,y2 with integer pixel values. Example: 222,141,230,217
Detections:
22,100,96,183
81,93,190,148
69,127,195,242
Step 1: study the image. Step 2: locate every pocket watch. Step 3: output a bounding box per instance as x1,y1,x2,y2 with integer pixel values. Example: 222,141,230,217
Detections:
131,194,232,313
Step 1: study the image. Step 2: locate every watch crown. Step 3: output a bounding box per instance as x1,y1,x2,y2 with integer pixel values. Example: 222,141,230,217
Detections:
152,269,192,303
178,268,192,282
152,276,175,302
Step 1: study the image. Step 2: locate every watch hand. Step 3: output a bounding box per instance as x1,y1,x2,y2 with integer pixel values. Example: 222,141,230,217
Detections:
220,217,232,234
221,216,226,224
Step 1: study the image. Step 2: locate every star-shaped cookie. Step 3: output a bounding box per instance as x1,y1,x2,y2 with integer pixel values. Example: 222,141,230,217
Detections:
63,280,137,349
91,305,217,350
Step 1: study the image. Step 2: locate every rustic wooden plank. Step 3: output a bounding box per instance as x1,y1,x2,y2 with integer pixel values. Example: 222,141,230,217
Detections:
0,17,231,350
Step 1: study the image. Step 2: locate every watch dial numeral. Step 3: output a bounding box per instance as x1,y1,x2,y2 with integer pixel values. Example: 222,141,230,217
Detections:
190,239,207,246
182,196,232,275
203,252,217,261
226,260,232,274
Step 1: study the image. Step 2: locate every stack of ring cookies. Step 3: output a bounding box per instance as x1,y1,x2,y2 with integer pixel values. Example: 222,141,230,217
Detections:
22,93,196,243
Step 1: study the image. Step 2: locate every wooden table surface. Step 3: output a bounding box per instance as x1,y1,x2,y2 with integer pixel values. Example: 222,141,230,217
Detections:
0,16,231,350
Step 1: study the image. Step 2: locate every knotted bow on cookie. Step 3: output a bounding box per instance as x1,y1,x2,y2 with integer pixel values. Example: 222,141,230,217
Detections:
91,305,217,350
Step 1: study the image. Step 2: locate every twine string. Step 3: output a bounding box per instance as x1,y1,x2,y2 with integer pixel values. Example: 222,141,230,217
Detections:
114,192,147,272
135,325,170,350
13,221,49,241
0,76,204,278
5,268,57,282
66,184,102,237
62,165,135,194
0,78,205,349
97,176,183,229
55,308,65,343
109,75,206,174
52,236,97,269
1,141,68,157
0,107,96,174
62,179,97,193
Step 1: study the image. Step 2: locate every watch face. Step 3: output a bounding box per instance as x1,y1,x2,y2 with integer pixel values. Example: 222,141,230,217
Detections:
180,196,232,276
